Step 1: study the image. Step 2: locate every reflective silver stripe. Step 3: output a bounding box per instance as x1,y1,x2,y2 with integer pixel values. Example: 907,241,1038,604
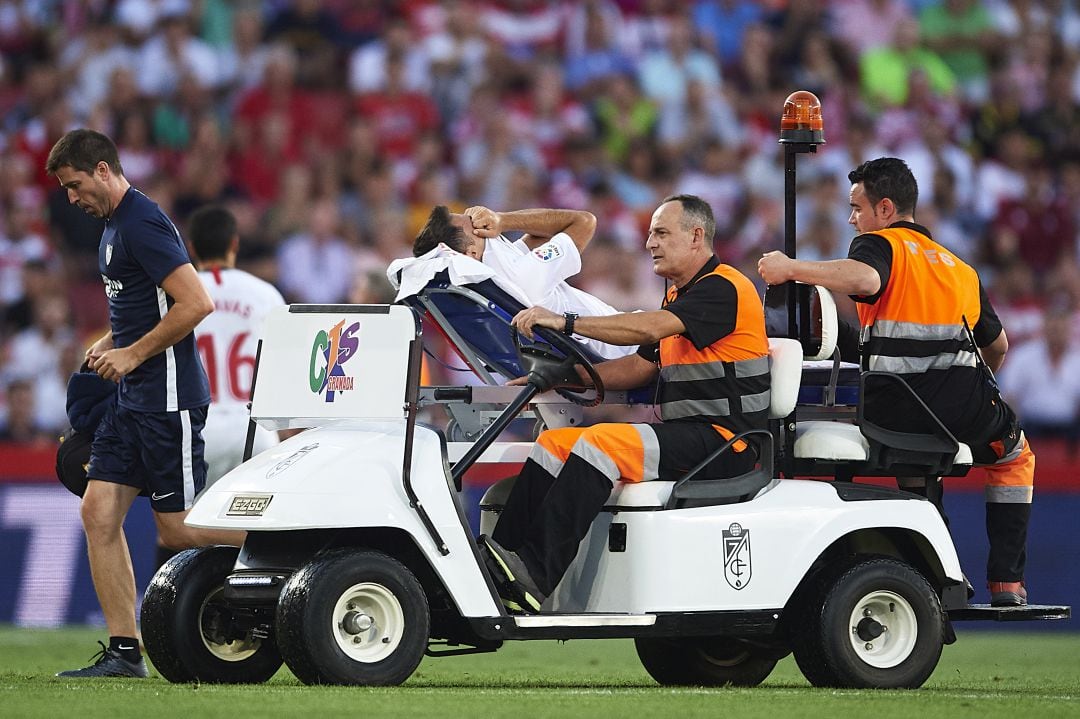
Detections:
661,360,726,382
632,424,661,481
529,442,566,477
994,432,1026,464
570,437,620,484
661,398,730,421
742,389,770,413
659,357,769,383
867,351,977,374
734,356,770,378
872,320,966,341
985,485,1032,503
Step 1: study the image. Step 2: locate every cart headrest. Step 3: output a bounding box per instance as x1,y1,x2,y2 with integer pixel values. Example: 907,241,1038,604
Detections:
768,337,802,419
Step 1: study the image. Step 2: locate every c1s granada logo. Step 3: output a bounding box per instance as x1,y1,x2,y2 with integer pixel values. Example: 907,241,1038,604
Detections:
309,319,359,402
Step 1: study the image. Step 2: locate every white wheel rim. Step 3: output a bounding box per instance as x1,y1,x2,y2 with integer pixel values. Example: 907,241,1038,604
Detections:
199,587,261,662
847,590,918,668
332,582,405,663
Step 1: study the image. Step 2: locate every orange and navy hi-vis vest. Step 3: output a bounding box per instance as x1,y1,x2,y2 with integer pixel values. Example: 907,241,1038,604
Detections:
856,225,981,375
658,263,770,439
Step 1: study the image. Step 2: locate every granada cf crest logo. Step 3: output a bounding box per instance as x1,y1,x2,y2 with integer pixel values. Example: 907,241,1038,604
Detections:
723,522,752,590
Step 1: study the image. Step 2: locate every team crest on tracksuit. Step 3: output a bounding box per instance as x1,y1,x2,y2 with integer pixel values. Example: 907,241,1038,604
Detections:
723,522,752,589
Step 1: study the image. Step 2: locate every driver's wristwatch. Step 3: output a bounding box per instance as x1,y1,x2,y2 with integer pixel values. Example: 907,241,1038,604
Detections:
562,311,578,335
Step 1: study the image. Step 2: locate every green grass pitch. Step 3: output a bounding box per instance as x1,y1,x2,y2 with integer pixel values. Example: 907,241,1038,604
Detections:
1,626,1077,719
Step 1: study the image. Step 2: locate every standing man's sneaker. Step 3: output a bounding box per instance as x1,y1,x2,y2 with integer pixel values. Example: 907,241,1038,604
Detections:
57,641,149,678
478,535,547,614
989,581,1028,607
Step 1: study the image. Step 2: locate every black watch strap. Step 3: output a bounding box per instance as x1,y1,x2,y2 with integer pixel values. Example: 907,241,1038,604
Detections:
562,312,578,335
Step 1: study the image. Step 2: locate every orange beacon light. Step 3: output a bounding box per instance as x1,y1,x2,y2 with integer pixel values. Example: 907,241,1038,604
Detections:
779,90,825,145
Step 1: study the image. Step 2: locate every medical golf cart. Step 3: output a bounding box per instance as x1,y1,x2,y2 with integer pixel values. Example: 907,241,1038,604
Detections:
140,91,1067,689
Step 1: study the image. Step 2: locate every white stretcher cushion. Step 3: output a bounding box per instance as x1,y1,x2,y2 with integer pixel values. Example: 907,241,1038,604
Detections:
794,420,973,465
768,337,802,419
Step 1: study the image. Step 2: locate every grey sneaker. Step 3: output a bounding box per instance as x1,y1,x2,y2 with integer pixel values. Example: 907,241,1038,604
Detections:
57,641,149,678
479,535,547,614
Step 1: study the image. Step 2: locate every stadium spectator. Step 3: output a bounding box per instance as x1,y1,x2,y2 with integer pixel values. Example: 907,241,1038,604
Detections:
0,378,54,446
637,12,722,107
276,197,355,304
999,304,1080,454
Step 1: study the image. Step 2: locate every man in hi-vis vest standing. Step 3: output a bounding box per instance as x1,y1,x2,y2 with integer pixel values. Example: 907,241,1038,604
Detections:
759,157,1034,607
478,194,771,614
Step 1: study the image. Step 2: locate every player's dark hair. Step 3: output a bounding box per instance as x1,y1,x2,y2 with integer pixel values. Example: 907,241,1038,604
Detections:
45,128,124,177
848,157,918,216
188,205,237,262
413,205,467,256
661,193,717,241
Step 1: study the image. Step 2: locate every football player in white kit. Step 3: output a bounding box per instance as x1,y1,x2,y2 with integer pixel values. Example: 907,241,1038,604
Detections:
188,205,287,483
409,205,638,360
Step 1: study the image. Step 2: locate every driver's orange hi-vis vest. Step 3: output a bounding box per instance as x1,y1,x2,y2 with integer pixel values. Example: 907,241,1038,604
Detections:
658,263,770,437
856,226,981,375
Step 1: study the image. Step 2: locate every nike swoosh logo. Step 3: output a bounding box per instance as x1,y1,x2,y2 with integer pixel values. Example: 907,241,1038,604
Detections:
117,645,135,650
151,492,175,501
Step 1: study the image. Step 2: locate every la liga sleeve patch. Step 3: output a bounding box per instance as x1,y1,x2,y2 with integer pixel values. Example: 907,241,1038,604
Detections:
532,242,563,262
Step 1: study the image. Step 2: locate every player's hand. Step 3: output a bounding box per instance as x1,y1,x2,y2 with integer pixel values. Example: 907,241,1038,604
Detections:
464,205,501,238
506,375,528,386
758,251,794,286
85,333,114,359
512,306,563,340
89,347,142,383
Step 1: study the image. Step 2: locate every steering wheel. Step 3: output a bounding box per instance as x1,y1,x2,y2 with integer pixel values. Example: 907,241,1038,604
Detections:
511,327,605,407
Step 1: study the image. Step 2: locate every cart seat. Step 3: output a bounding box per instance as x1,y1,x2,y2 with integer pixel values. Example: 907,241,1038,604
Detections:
794,420,973,465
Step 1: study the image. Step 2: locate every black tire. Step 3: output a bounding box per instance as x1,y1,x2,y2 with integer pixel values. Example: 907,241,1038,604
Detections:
635,637,777,687
141,545,283,684
786,565,844,688
791,557,944,689
275,548,429,686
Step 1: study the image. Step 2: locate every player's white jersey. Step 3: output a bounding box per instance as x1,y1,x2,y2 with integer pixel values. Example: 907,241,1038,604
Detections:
196,268,286,483
482,232,635,360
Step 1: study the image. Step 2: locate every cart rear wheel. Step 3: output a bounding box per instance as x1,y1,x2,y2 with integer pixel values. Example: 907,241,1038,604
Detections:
635,637,777,686
275,549,429,685
791,557,944,688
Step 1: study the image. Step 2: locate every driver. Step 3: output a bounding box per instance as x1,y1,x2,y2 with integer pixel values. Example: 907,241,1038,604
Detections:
478,194,770,613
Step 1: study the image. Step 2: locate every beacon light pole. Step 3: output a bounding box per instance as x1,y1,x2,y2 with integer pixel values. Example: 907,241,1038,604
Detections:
778,90,825,341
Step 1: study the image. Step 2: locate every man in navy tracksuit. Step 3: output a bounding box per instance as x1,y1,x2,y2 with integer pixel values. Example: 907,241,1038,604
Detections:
47,129,244,678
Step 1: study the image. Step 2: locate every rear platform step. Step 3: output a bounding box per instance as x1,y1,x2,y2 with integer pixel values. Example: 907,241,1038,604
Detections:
949,604,1071,621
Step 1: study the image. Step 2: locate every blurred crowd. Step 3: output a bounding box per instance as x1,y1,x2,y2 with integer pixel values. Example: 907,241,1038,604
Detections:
2,0,1080,446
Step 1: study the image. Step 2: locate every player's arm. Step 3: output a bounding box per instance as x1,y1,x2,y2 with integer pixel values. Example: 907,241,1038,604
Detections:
467,206,597,254
90,264,215,382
